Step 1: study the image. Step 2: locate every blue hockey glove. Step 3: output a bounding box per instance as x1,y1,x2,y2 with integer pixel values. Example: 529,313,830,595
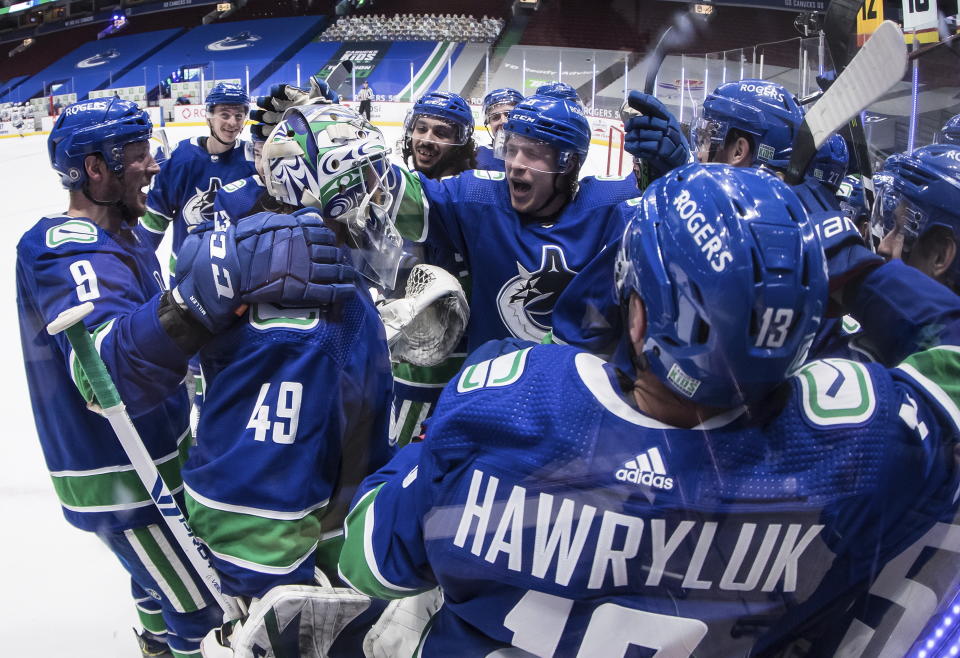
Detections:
174,210,356,332
812,210,884,313
623,91,691,178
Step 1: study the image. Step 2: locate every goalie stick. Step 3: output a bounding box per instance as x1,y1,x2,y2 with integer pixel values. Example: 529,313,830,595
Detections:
47,303,244,622
784,20,906,185
621,10,709,189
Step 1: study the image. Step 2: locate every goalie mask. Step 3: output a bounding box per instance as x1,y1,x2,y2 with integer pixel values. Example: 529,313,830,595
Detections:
262,103,403,290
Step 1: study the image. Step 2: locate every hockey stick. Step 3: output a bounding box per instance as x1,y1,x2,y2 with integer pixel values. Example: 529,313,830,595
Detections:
784,20,906,185
621,10,709,189
822,0,876,203
323,59,354,91
47,303,244,622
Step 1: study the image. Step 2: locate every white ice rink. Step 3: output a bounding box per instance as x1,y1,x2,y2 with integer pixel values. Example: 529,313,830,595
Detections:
0,122,626,656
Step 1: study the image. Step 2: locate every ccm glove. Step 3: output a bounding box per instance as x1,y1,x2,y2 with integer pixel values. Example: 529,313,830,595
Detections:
623,91,691,178
250,76,340,141
174,210,356,332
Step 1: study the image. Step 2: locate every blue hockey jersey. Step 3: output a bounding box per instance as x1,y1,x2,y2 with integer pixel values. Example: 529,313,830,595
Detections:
340,261,960,657
393,168,640,352
143,137,255,275
16,215,191,532
474,145,505,172
182,293,394,598
213,174,277,222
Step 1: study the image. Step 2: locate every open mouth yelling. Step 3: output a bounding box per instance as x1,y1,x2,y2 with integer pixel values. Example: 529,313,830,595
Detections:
509,177,532,199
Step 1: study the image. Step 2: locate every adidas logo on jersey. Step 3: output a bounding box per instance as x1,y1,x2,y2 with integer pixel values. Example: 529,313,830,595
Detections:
615,447,674,490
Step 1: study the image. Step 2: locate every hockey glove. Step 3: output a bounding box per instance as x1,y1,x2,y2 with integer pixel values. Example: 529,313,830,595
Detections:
250,76,340,141
812,210,884,314
174,210,356,332
623,91,691,179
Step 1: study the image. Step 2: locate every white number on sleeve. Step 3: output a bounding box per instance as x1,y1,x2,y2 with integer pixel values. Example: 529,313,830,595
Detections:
489,590,707,657
755,307,794,348
245,381,303,444
69,260,100,302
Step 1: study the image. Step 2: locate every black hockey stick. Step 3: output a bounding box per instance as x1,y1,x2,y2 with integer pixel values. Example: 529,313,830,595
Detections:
323,59,354,92
621,10,710,189
785,21,906,185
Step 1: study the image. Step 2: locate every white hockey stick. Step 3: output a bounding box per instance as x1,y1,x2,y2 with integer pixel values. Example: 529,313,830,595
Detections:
784,20,907,184
378,264,469,367
47,303,244,622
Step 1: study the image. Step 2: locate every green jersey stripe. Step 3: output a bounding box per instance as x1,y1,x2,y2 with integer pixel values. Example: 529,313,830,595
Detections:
184,492,324,574
341,485,422,599
50,429,189,509
394,168,429,243
897,354,960,435
127,526,205,612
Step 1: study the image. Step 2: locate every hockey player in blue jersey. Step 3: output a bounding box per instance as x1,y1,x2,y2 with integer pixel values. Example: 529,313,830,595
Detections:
871,144,960,294
142,82,256,273
475,87,523,171
340,162,960,656
400,91,477,179
553,81,835,359
388,93,638,353
17,98,349,658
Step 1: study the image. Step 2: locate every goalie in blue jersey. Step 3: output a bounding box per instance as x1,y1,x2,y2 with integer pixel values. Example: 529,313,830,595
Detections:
340,162,960,656
16,98,350,658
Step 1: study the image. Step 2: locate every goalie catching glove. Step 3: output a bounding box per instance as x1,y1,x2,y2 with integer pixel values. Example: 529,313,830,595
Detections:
377,264,469,367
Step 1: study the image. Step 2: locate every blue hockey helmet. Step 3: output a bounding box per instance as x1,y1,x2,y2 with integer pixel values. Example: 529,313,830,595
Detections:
691,79,803,170
535,81,583,108
805,133,848,192
205,81,250,111
836,174,868,225
482,87,523,120
496,94,590,174
403,91,474,146
935,113,960,146
48,97,152,190
870,144,960,282
616,162,827,408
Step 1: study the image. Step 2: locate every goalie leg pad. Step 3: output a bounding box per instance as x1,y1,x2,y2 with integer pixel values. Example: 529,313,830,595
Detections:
363,588,444,658
201,585,371,658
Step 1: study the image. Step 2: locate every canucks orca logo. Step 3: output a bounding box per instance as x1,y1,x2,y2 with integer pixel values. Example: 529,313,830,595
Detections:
76,49,120,69
206,31,261,51
497,245,576,341
182,178,223,227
